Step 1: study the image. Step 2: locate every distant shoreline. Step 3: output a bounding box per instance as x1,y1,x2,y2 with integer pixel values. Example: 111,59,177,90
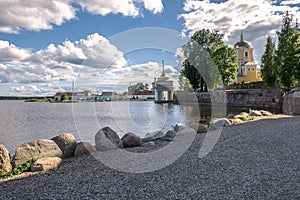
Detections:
0,96,52,100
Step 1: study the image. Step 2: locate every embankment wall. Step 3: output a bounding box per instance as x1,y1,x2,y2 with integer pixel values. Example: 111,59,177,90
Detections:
174,89,283,113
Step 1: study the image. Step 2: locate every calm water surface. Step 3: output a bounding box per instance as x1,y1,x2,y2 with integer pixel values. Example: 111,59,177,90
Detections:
0,101,203,153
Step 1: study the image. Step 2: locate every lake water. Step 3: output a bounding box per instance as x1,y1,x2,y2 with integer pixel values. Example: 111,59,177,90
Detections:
0,101,209,153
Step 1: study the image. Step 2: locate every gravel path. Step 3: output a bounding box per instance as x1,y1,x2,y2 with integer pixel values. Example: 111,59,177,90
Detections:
0,116,299,199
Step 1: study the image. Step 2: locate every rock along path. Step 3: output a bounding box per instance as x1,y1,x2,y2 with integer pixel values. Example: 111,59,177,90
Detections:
0,116,299,199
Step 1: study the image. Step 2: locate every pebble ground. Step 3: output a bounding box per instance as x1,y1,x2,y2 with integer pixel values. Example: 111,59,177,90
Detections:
0,116,299,199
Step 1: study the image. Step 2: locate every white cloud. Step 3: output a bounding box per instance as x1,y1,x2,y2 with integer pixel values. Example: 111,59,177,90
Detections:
97,62,180,92
175,47,185,71
76,0,139,16
76,0,163,17
0,0,164,33
9,83,66,96
0,33,127,95
138,0,164,14
35,33,126,69
180,0,300,61
0,61,77,84
181,0,300,37
36,41,86,65
0,0,76,34
0,40,31,61
280,0,300,6
77,33,127,68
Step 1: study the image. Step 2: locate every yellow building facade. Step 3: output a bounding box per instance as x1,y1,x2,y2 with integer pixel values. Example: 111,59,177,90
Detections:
234,33,262,84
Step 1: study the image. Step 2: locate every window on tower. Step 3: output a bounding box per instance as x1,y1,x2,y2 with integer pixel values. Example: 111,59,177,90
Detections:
245,51,248,57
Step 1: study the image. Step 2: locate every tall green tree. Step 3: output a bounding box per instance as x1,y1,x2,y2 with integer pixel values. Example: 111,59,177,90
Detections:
181,29,224,92
261,36,277,87
294,27,300,81
178,71,193,92
61,92,67,101
211,45,237,86
276,11,300,90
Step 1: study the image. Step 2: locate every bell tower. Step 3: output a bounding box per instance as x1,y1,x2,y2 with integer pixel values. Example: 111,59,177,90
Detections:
153,60,174,103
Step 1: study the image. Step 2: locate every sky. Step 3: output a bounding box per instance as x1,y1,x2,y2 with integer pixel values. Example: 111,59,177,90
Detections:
0,0,299,96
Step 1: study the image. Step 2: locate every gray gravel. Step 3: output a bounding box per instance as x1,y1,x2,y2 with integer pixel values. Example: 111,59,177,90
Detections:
0,116,299,199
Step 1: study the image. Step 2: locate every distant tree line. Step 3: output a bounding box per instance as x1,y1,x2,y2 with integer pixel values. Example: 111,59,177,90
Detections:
261,11,300,90
128,82,150,93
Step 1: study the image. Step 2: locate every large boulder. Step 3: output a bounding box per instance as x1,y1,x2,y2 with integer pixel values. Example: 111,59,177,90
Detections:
188,122,208,133
51,133,77,158
227,113,236,119
212,118,232,129
13,139,62,166
141,141,155,147
74,142,96,157
0,144,12,174
236,112,249,118
121,133,142,148
174,123,187,132
249,110,262,117
260,110,273,116
95,127,123,151
31,157,62,172
162,130,177,141
142,131,164,143
229,118,243,125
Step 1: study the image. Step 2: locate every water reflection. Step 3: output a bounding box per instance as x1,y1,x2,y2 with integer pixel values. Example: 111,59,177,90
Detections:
1,100,225,153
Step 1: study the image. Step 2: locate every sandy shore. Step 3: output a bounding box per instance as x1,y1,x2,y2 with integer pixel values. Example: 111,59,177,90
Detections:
0,115,299,199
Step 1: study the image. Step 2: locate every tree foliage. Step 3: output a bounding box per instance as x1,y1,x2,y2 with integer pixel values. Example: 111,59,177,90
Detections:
178,71,193,92
261,36,277,87
181,29,236,91
276,11,300,90
191,29,224,54
128,82,150,93
61,92,67,101
260,11,300,90
211,45,238,86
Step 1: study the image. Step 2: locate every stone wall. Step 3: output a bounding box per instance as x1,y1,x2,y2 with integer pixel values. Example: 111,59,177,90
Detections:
283,90,300,115
226,81,270,90
225,89,283,113
174,88,283,113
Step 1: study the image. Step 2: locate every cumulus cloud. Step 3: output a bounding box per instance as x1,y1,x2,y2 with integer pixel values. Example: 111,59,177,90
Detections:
181,0,300,37
35,33,126,69
94,61,180,92
280,0,300,6
180,0,300,61
36,42,86,65
0,0,164,33
9,84,66,96
76,33,127,68
138,0,164,14
0,39,181,95
76,0,163,17
0,40,31,61
0,0,76,34
0,61,77,84
76,0,139,16
0,33,127,95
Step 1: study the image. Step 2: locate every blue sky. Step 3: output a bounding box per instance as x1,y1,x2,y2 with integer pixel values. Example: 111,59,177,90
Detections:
0,0,299,96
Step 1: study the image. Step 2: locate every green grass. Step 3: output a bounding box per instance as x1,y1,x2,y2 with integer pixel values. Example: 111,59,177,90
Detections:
0,158,37,179
238,116,254,121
